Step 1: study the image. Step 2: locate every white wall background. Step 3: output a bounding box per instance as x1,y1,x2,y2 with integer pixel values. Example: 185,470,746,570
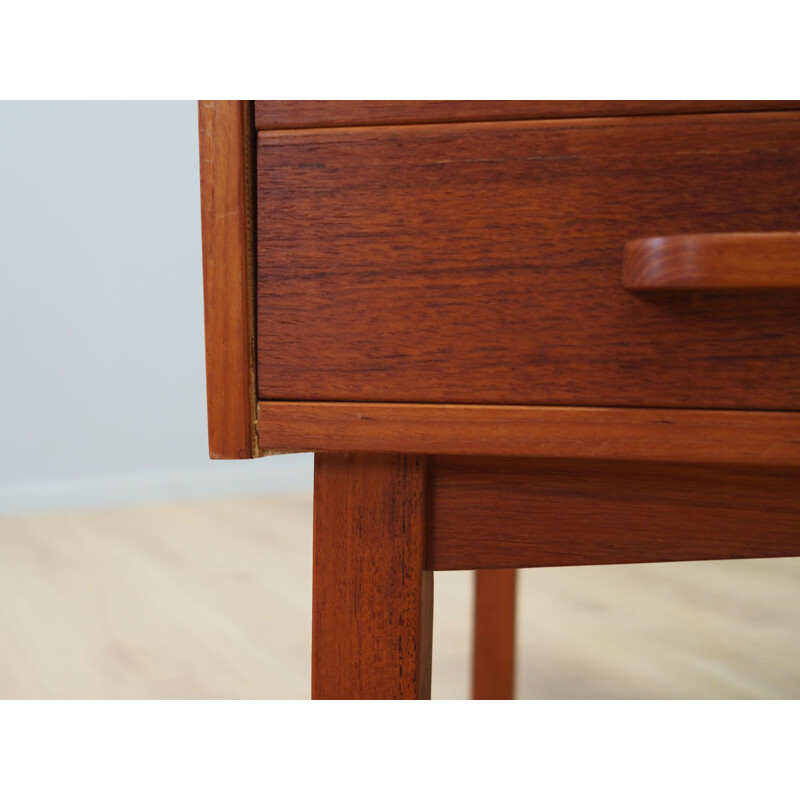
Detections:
0,101,312,514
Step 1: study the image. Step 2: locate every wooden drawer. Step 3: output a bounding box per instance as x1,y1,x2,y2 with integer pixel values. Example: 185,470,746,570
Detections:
256,111,800,410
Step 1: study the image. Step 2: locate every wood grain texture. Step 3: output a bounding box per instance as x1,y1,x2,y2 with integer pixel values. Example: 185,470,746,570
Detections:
254,101,800,130
256,112,800,410
312,453,433,699
624,232,800,290
199,100,259,458
257,402,800,466
427,457,800,571
473,569,516,700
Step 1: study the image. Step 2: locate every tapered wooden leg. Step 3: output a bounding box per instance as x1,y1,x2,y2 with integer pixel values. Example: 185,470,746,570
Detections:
312,452,433,699
472,568,517,699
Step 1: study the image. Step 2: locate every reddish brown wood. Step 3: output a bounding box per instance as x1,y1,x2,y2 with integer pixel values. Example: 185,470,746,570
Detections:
254,101,800,130
256,113,800,410
427,457,800,571
473,569,517,700
257,402,800,467
312,453,433,699
199,100,259,459
624,232,800,290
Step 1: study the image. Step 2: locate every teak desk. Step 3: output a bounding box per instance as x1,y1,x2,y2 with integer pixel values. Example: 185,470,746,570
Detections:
200,101,800,699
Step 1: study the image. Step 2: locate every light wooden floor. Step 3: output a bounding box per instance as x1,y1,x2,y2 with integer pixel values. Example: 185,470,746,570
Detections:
1,494,798,699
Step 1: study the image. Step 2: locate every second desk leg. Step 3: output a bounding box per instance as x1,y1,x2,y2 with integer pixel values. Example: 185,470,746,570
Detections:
472,568,517,699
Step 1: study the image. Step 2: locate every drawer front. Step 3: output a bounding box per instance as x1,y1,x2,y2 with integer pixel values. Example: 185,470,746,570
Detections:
256,112,800,410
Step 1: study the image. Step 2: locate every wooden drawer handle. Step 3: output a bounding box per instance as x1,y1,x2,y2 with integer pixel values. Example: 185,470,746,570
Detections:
622,232,800,290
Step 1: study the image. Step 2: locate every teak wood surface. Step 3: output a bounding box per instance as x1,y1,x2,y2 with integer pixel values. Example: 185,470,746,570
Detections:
254,101,800,130
257,402,800,466
472,569,517,700
312,453,433,699
623,232,800,290
202,101,800,700
199,100,259,459
256,112,800,410
427,457,800,571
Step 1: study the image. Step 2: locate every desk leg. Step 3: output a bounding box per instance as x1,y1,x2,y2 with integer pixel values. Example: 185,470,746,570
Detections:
472,569,517,699
312,452,433,699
